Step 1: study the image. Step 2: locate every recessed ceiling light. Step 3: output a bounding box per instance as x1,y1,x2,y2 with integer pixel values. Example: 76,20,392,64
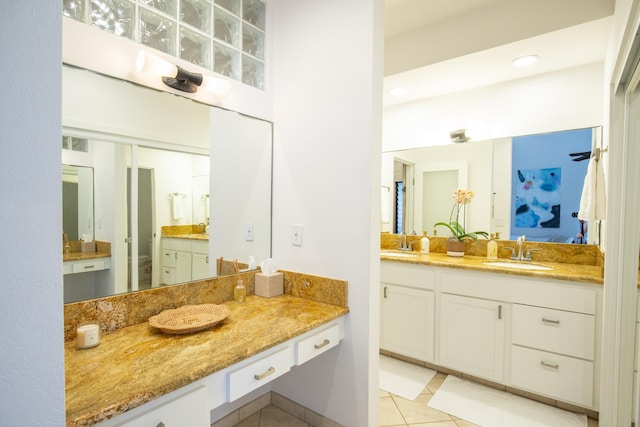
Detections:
389,87,406,96
512,55,539,68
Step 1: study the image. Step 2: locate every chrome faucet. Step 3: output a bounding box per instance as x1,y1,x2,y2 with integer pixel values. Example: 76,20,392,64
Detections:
505,235,528,261
397,232,413,251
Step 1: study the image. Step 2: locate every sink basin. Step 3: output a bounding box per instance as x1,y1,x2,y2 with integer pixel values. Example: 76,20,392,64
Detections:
380,251,418,258
483,261,552,271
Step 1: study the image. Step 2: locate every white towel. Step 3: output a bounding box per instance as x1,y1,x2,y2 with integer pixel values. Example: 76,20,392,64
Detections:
381,187,391,224
171,196,184,220
578,154,606,221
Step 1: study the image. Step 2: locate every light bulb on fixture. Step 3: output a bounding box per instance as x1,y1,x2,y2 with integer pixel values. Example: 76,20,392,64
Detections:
512,55,539,68
136,50,231,97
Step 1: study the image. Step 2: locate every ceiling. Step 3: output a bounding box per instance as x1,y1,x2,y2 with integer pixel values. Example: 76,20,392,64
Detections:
383,0,615,106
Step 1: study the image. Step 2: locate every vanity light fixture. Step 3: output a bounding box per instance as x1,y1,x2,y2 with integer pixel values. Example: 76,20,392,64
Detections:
450,129,470,143
136,50,231,97
512,55,539,68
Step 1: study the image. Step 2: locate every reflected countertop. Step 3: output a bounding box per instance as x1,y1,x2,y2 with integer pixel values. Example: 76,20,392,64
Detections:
63,251,111,262
381,251,604,284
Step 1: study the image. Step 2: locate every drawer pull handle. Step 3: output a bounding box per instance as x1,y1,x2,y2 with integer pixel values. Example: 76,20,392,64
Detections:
540,360,559,369
384,286,387,298
498,304,502,320
254,366,276,381
542,318,560,325
84,265,95,269
314,339,330,350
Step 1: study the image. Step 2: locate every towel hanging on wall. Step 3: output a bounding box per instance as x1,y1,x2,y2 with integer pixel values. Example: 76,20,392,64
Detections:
578,151,606,221
170,193,185,220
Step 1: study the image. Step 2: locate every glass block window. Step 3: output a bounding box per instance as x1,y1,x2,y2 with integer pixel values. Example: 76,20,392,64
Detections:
63,0,266,90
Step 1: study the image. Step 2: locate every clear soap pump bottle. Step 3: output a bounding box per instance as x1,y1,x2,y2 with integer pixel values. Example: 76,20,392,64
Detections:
234,279,246,303
487,233,498,260
420,231,430,254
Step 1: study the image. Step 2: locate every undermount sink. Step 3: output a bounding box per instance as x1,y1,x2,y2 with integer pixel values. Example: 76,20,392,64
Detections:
483,261,553,271
380,251,418,258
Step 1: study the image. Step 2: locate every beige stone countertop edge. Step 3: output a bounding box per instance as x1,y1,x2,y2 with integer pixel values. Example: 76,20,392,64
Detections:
65,295,348,426
161,233,209,240
381,252,604,285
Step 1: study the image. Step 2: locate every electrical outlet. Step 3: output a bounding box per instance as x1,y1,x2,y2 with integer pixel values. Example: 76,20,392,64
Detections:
245,223,254,241
292,224,303,246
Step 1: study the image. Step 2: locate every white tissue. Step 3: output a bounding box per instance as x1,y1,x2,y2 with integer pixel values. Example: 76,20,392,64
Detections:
260,258,278,275
82,234,92,242
248,256,256,270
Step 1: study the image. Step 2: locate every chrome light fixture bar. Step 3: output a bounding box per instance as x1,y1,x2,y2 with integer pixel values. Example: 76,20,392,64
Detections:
136,50,231,97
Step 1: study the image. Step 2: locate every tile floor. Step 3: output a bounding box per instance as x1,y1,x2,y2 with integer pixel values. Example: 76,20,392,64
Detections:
379,372,599,427
228,372,599,426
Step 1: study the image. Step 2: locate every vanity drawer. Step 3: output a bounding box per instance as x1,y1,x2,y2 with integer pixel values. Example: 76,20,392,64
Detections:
163,250,177,268
228,346,293,401
72,260,105,273
98,385,209,427
297,323,341,365
381,262,435,290
512,304,595,360
163,237,192,252
510,345,593,407
162,267,176,285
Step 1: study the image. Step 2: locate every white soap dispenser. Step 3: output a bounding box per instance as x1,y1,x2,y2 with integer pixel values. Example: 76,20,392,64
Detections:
420,231,430,254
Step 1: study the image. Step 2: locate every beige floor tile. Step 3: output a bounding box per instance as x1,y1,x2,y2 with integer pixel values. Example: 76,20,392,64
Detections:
257,405,309,427
234,411,260,427
379,396,406,426
427,372,448,394
379,389,391,397
453,418,482,427
391,393,453,424
408,422,458,427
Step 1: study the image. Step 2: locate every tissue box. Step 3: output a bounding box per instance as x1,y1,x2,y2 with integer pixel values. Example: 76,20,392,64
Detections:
255,272,283,298
81,241,96,253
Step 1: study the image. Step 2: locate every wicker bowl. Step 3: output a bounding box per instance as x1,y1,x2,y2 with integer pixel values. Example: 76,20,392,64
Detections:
148,304,230,334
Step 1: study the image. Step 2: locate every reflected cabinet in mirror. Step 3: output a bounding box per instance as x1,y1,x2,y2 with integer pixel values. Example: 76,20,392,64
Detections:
382,127,602,245
62,65,272,303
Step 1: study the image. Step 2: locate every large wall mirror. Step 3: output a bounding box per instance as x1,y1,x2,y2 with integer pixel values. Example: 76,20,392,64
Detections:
382,126,602,245
62,65,272,303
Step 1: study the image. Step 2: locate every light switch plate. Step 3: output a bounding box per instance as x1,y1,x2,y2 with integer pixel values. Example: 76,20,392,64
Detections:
245,223,254,241
292,224,303,246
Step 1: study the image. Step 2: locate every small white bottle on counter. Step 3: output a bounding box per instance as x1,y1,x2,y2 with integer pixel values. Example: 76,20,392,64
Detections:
420,231,430,254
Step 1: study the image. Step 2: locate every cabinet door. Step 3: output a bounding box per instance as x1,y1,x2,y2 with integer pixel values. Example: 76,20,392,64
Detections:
439,293,505,382
192,253,210,280
175,251,192,283
381,284,434,362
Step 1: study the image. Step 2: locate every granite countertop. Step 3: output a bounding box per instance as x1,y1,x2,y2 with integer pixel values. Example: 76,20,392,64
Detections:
162,233,209,240
63,251,111,262
380,251,604,284
65,295,348,426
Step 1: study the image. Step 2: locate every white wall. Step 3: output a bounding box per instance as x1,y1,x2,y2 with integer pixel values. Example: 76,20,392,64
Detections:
383,62,604,152
0,1,65,425
270,1,383,425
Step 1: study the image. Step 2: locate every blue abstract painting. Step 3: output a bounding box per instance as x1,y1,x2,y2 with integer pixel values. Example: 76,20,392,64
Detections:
514,168,561,228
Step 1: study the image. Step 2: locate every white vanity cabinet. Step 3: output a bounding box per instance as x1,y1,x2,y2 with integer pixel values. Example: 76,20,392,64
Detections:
380,260,602,411
439,293,505,382
510,303,595,407
380,262,435,362
161,238,211,285
191,240,210,280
